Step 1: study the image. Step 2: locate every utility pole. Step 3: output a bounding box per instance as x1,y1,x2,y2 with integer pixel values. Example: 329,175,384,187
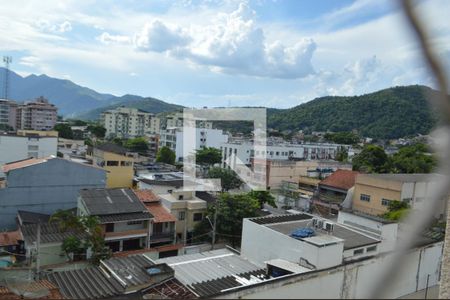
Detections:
3,56,12,100
35,222,41,280
212,201,218,250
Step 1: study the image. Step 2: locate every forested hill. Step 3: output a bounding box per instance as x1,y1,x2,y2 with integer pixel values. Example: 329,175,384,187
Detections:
268,85,440,139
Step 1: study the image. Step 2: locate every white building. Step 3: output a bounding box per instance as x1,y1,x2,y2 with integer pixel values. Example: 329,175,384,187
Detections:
0,133,57,177
221,140,348,168
160,127,229,162
163,112,213,130
101,107,160,138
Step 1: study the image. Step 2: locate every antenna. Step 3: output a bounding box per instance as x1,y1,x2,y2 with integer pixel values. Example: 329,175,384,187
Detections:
3,56,12,100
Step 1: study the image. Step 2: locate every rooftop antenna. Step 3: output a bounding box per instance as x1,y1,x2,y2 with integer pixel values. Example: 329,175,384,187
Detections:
3,56,12,100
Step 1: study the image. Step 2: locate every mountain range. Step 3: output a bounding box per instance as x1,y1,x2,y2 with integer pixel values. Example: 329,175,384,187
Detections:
0,68,439,139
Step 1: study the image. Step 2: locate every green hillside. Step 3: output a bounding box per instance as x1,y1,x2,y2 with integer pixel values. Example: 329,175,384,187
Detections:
268,85,439,139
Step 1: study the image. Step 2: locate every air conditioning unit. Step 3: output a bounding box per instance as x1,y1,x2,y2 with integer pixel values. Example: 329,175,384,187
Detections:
317,220,324,229
324,222,334,232
312,218,318,227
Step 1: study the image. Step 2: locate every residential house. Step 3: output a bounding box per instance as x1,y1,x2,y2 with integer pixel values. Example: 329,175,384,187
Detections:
0,230,22,266
89,143,135,188
313,169,359,215
0,157,106,230
351,173,448,218
134,189,177,248
78,188,153,253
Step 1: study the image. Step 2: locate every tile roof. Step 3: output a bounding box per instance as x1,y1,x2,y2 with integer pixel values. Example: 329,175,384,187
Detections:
20,223,88,245
0,279,63,299
80,188,149,216
0,230,21,247
319,169,359,191
134,189,160,203
46,266,123,299
145,203,177,223
2,157,51,173
143,278,197,299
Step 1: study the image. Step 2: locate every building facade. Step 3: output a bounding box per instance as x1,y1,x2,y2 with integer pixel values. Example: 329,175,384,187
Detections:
102,107,160,138
0,157,106,230
16,97,57,131
0,99,17,130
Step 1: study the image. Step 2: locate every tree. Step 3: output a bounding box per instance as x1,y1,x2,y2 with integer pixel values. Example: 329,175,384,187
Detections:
324,132,360,144
196,147,222,166
193,193,260,247
207,167,242,192
335,147,349,162
87,125,106,138
61,236,84,261
248,190,276,209
125,137,149,152
156,146,176,165
0,124,13,132
391,143,437,173
54,124,73,139
382,200,410,221
352,145,390,173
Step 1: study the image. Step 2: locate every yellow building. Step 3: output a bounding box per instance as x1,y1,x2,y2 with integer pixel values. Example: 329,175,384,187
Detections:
352,173,447,218
16,129,59,137
90,143,135,188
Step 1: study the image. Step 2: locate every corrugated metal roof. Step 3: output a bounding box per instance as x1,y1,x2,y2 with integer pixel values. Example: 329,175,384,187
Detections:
20,223,87,245
156,249,263,286
249,213,313,225
80,188,149,216
101,254,154,287
17,210,51,224
46,266,123,299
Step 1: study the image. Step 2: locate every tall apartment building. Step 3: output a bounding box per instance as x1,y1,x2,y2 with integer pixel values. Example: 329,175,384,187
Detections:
101,107,160,138
162,112,213,130
0,99,18,130
16,97,58,131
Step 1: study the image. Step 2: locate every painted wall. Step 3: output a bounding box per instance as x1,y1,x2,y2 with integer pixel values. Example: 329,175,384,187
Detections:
92,149,134,188
0,158,106,230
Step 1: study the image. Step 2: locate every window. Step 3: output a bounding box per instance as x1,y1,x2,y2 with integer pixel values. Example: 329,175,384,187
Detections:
178,195,184,200
366,245,377,252
360,194,371,202
106,160,119,166
105,223,114,232
127,221,143,225
179,211,185,221
381,198,391,206
193,213,203,222
121,161,132,166
353,248,364,255
28,145,39,151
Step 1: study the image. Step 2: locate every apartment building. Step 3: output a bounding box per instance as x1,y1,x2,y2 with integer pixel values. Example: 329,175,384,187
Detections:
159,127,228,162
78,188,153,252
16,96,57,131
0,99,17,130
352,173,448,217
89,143,135,188
101,107,160,138
0,132,57,177
162,112,213,129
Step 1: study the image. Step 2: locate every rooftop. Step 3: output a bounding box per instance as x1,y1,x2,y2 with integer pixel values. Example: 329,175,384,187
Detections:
133,189,160,203
145,203,177,223
319,169,359,191
20,223,87,245
95,143,130,156
3,157,50,173
0,279,63,299
357,173,444,183
79,188,151,217
251,213,380,250
17,210,51,225
101,254,154,287
143,278,197,299
0,230,22,247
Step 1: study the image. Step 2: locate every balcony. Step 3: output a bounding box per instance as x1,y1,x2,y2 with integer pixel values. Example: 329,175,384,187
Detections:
150,231,175,243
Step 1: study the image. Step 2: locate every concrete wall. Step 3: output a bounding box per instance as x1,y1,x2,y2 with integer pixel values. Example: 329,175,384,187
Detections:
0,158,106,230
218,242,443,299
241,219,343,270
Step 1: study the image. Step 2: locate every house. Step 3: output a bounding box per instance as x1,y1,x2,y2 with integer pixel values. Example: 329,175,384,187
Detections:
78,188,153,253
0,230,23,266
88,143,135,188
351,173,448,217
134,189,177,248
313,169,359,215
158,190,207,244
0,157,106,230
19,213,88,267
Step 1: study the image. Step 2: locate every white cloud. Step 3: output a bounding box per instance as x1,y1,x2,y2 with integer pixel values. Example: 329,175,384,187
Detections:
97,32,130,45
36,19,72,33
134,20,191,52
19,56,41,67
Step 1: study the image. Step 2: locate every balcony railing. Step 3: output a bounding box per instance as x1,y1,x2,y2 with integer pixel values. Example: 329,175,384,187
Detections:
150,231,175,242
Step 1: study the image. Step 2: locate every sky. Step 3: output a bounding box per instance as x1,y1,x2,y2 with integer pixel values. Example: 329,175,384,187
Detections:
0,0,449,108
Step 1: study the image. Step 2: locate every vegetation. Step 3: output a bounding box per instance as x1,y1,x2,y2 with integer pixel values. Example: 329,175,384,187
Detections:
324,131,360,144
248,190,276,209
381,200,410,221
196,147,222,166
156,146,176,165
353,143,437,174
207,167,242,192
125,137,149,152
87,124,106,138
268,85,438,139
50,209,110,264
335,147,349,162
193,192,260,247
54,123,73,139
0,124,14,131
